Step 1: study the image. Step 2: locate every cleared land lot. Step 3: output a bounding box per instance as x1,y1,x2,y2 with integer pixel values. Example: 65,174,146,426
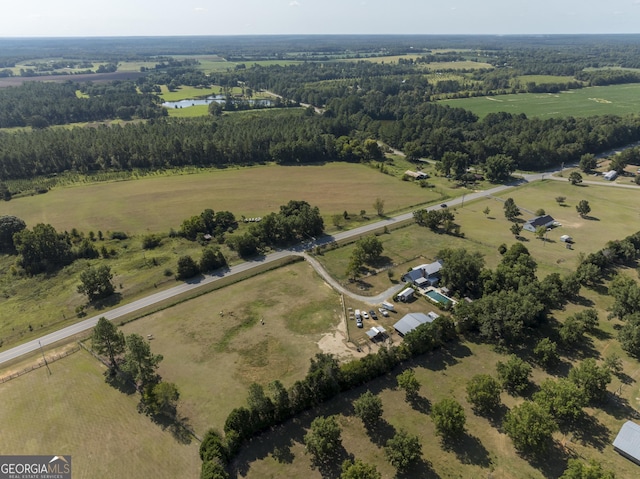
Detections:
441,83,640,118
120,260,344,433
0,162,440,235
0,350,201,479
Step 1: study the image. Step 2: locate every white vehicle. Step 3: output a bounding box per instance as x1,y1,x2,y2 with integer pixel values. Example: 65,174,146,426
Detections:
381,301,396,312
378,308,390,317
355,309,362,321
356,317,363,328
363,311,369,319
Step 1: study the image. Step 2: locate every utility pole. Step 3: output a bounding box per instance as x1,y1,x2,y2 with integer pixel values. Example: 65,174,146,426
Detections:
39,341,51,375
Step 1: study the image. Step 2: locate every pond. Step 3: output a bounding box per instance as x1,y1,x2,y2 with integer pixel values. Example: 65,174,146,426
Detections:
162,96,273,109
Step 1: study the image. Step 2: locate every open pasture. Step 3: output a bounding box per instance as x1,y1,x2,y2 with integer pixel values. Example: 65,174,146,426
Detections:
0,162,440,235
0,350,201,479
422,60,493,71
440,83,640,118
120,259,344,433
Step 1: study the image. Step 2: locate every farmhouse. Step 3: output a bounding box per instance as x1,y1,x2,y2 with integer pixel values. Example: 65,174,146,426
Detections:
613,421,640,465
397,287,416,302
404,170,428,180
523,214,555,233
402,260,444,288
393,312,439,336
604,170,618,181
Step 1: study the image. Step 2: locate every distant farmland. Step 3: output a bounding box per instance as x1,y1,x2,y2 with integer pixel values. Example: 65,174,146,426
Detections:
440,83,640,118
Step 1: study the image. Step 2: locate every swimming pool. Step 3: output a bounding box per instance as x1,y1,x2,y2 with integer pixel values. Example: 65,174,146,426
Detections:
426,290,453,305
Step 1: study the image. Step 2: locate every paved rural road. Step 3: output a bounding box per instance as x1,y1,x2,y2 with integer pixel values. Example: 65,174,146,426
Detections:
1,154,638,366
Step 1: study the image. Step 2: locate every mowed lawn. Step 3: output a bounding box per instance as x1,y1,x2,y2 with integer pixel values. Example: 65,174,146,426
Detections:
121,260,343,434
441,83,640,118
0,163,439,235
0,350,201,479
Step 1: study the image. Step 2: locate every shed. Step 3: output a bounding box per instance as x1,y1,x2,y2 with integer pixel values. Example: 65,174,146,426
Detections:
613,421,640,465
397,287,415,302
393,312,438,336
366,326,387,340
604,170,618,181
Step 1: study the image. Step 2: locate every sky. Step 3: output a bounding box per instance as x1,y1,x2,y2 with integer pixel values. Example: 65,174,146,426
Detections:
3,0,640,37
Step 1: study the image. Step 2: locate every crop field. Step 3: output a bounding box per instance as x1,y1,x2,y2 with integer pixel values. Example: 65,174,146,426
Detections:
440,83,640,118
158,84,240,101
0,350,201,479
0,162,442,235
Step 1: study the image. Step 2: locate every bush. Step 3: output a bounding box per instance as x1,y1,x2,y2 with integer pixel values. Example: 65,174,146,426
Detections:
110,231,128,240
142,234,162,250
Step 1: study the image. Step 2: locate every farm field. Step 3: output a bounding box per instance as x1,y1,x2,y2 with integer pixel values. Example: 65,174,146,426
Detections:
514,74,581,85
0,350,201,479
440,83,640,118
421,60,493,70
0,162,442,235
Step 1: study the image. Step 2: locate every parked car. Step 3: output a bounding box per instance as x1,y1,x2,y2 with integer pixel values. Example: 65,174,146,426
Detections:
356,318,363,328
362,311,369,319
378,308,390,317
369,310,378,320
440,203,448,208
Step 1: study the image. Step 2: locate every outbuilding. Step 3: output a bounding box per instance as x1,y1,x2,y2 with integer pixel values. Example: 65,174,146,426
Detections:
613,421,640,465
393,312,439,336
397,287,415,302
604,170,618,181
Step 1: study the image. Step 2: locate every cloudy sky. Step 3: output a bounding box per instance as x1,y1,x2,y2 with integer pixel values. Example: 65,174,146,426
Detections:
3,0,640,37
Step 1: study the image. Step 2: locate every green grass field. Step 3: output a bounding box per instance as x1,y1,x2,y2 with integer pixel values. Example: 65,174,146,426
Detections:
440,83,640,118
120,260,343,433
421,60,493,71
0,162,442,235
0,350,201,479
514,74,579,85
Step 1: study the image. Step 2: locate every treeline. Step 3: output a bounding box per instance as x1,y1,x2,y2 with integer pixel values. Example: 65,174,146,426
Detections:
0,111,376,181
200,316,458,477
0,81,165,128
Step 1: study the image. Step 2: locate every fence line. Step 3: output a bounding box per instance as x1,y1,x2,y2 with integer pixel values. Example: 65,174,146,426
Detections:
0,345,80,384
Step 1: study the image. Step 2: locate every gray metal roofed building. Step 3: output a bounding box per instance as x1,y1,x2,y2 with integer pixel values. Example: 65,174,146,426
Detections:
613,421,640,465
523,214,555,233
393,312,439,336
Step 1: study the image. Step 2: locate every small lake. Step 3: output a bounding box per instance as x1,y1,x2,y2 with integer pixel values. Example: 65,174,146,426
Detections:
162,96,273,109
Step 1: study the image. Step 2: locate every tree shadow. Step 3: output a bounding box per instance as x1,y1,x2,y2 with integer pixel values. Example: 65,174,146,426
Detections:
443,433,492,468
601,392,640,422
104,370,136,395
522,441,570,479
571,295,595,307
94,292,123,310
272,440,295,464
149,411,195,445
311,443,351,479
485,403,509,430
396,457,440,479
568,413,610,451
590,328,612,341
583,215,600,221
408,395,431,416
366,418,397,447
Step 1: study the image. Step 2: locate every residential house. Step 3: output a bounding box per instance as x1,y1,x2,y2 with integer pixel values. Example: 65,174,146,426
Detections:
401,260,444,288
523,214,555,233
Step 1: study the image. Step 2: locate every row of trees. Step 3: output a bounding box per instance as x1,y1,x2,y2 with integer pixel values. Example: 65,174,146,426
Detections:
91,318,180,418
200,315,457,476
